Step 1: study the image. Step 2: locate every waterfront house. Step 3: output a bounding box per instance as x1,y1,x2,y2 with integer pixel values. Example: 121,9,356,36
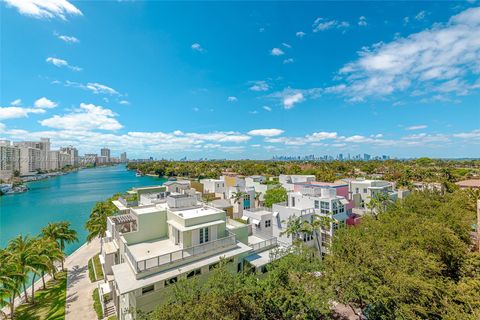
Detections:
100,187,282,319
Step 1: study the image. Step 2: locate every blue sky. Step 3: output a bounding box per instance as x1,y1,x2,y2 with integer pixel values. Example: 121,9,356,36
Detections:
1,1,479,159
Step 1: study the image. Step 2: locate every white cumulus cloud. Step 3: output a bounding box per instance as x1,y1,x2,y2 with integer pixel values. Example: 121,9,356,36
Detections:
334,7,480,101
283,93,304,109
248,129,284,137
34,97,57,109
40,103,122,131
4,0,82,20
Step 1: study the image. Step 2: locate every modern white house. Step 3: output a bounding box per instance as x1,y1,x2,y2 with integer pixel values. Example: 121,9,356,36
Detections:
100,187,282,320
344,178,398,211
279,174,316,191
245,175,279,204
270,185,350,253
199,178,226,198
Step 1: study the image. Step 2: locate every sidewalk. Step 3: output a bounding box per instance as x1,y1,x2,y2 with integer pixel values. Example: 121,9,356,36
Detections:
65,239,100,320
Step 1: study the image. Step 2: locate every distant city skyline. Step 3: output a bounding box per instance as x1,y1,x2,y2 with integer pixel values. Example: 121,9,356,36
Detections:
1,1,479,159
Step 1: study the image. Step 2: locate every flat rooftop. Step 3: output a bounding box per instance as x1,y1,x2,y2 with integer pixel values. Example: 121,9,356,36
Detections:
113,241,252,294
172,205,223,219
128,237,181,261
131,205,165,215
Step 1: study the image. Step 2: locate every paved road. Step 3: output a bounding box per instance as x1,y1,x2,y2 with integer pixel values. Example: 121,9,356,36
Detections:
65,239,100,320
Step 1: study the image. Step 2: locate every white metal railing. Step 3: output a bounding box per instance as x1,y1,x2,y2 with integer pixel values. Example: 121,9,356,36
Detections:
251,237,277,252
127,231,237,273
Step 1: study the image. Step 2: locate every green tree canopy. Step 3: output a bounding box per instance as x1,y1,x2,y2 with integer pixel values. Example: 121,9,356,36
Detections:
263,187,287,208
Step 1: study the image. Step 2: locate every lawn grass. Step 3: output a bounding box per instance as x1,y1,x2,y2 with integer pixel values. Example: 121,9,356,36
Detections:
88,254,104,282
88,258,96,282
93,254,104,280
15,271,67,320
92,288,103,319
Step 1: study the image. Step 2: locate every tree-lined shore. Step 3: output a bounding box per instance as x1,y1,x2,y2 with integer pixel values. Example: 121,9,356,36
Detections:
128,158,480,187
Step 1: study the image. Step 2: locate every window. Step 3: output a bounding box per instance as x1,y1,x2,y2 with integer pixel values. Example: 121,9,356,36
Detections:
363,188,367,193
209,262,219,271
187,269,201,278
237,262,243,273
142,285,154,295
320,201,330,214
164,277,177,287
355,188,359,193
199,227,209,244
314,200,319,209
291,197,296,207
265,220,271,228
332,201,344,215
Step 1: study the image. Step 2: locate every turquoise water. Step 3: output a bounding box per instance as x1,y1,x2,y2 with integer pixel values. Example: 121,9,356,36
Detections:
0,165,166,254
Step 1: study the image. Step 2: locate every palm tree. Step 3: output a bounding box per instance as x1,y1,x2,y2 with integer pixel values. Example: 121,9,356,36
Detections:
366,192,392,219
280,216,303,241
7,235,36,304
307,214,334,260
230,191,246,205
42,222,78,271
27,240,49,304
32,237,63,292
86,201,115,252
0,249,24,318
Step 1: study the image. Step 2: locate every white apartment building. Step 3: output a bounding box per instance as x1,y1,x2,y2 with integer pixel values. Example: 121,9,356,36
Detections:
60,146,79,166
0,141,20,180
101,187,281,320
101,147,111,162
14,138,50,171
48,151,60,171
279,174,316,191
18,147,42,176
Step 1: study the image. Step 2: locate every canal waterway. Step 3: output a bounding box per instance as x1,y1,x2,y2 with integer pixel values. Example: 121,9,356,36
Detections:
0,165,166,253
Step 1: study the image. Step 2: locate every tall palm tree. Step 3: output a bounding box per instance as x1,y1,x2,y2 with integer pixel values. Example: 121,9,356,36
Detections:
7,235,36,303
280,216,303,241
306,214,335,260
41,222,78,271
0,249,24,319
27,240,48,304
86,201,115,252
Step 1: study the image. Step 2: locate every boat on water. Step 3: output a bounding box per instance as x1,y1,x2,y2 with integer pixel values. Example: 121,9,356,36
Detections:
1,184,29,195
135,172,142,177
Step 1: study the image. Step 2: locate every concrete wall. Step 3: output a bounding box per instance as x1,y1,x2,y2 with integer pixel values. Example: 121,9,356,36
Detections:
124,210,167,244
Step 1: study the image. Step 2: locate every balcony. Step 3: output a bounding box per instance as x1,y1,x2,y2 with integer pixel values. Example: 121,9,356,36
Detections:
251,237,277,252
125,231,237,273
118,194,138,207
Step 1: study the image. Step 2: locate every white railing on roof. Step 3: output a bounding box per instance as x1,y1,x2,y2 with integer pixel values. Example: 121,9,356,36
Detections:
126,231,237,273
251,237,277,252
